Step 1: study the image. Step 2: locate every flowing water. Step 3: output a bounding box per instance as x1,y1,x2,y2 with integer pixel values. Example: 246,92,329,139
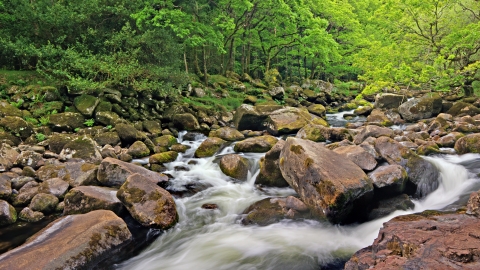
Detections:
117,124,480,270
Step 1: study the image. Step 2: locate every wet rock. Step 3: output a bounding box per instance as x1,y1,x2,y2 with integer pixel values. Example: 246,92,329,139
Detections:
126,141,150,158
18,207,44,222
194,137,227,158
256,140,289,187
279,137,373,224
201,203,218,210
0,175,12,200
15,150,44,170
454,133,480,154
435,132,464,148
48,112,85,132
368,165,408,196
447,101,480,117
97,157,168,187
295,123,329,142
374,93,407,109
170,144,189,153
353,125,394,144
367,194,414,220
117,173,177,229
74,94,99,117
354,106,373,116
0,116,34,140
233,104,269,131
234,135,278,153
366,109,393,126
29,193,59,214
12,181,39,206
0,210,132,269
149,151,178,164
36,161,98,187
398,93,442,122
242,197,311,226
307,104,326,117
60,136,102,163
64,186,123,215
115,123,145,145
333,145,377,171
219,154,249,181
416,140,440,156
466,190,480,217
0,200,17,225
173,113,200,131
209,127,245,141
152,135,177,148
285,196,308,212
37,178,69,199
345,211,480,270
374,136,440,197
94,132,121,147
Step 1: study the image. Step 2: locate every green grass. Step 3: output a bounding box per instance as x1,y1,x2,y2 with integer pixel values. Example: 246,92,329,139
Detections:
183,91,244,112
0,70,52,86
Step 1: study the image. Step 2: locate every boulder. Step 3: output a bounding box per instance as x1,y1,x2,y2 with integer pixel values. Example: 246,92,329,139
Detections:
60,136,102,163
115,123,146,145
94,132,121,146
0,200,17,225
95,111,120,126
295,123,329,142
149,151,178,164
233,104,269,131
126,141,150,158
143,120,162,134
0,116,34,140
398,93,442,122
152,135,177,148
265,107,318,135
374,93,407,109
97,157,168,187
435,132,464,148
15,150,44,169
48,112,85,132
0,143,19,172
368,165,408,196
307,104,326,117
256,140,289,187
374,136,440,197
366,109,393,126
64,186,123,215
345,211,480,270
219,154,249,181
367,194,415,221
209,127,245,141
29,193,59,214
48,133,76,154
466,190,480,217
36,161,98,187
268,86,285,99
241,197,311,226
173,113,200,131
354,106,373,116
447,101,480,117
0,175,12,200
38,178,69,199
233,135,278,153
117,174,177,229
353,125,394,144
194,137,227,158
279,137,373,223
0,210,132,269
333,145,377,171
18,207,44,222
0,100,22,117
454,133,480,154
12,181,39,206
74,94,99,117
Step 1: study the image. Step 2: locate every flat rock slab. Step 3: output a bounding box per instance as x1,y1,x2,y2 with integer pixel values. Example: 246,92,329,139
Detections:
64,186,123,215
0,210,132,269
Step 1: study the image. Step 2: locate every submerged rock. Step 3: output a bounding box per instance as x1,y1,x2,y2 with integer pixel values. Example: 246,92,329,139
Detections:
279,137,373,224
0,210,132,269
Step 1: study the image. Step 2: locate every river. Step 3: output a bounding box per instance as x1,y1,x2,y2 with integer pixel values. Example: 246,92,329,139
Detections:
117,114,480,270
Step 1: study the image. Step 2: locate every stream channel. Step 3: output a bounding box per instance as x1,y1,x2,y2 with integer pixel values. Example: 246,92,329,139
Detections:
117,112,480,270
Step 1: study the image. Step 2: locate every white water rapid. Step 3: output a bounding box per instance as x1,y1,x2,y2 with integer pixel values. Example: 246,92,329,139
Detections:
116,132,480,270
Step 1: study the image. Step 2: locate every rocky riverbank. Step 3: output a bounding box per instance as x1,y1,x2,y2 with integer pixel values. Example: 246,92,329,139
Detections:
1,79,480,268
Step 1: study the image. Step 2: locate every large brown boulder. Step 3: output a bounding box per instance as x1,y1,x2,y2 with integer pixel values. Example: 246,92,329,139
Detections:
0,116,34,140
279,137,373,224
366,109,393,126
265,107,322,135
60,136,102,163
353,125,394,144
209,127,245,141
117,173,177,229
36,161,98,187
233,104,269,131
368,165,408,196
241,197,311,226
374,93,407,109
219,154,249,181
345,211,480,270
48,112,85,132
0,199,17,225
295,123,330,142
256,140,289,187
173,113,200,131
0,210,132,269
234,135,278,153
398,93,442,122
97,157,168,187
194,137,227,158
64,186,123,215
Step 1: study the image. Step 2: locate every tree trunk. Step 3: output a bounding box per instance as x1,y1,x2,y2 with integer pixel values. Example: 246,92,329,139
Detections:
194,49,202,76
203,45,208,87
184,49,189,74
227,38,235,74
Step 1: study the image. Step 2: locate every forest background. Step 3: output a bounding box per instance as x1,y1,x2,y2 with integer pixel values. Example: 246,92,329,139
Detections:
0,0,479,99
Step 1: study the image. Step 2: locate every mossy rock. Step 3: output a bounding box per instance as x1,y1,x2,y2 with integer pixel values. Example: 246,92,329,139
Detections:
0,200,17,225
49,133,77,154
95,111,120,126
195,137,226,158
241,198,286,226
446,102,480,117
149,151,179,164
93,132,120,146
143,120,162,134
153,135,177,148
127,141,150,158
296,124,329,142
49,112,85,132
234,135,278,153
170,144,190,153
29,193,59,214
62,136,102,163
19,207,44,222
454,133,480,154
115,123,146,145
74,94,99,117
0,116,34,140
94,100,113,113
219,154,249,180
172,113,200,131
0,100,23,117
307,104,326,117
209,127,245,141
30,101,64,117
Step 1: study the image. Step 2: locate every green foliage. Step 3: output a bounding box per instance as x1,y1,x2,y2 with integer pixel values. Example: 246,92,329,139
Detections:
106,125,113,130
10,98,24,108
35,133,46,142
84,119,95,127
39,116,49,126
